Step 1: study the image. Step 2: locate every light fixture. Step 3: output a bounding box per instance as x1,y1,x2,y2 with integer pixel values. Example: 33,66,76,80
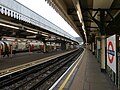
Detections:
41,33,48,37
77,10,82,23
0,23,19,29
26,30,38,34
26,35,36,38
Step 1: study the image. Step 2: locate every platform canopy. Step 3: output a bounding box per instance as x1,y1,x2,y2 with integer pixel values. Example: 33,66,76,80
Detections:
0,0,80,43
45,0,120,43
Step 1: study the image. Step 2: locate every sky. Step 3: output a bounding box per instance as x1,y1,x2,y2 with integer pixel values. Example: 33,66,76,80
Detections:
16,0,79,37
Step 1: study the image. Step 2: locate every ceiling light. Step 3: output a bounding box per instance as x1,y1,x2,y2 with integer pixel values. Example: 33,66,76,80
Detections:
26,30,38,34
41,33,48,37
77,10,82,23
0,23,19,29
26,35,36,38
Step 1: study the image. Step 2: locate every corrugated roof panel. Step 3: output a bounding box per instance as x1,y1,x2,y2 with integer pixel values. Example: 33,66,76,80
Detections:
93,0,114,9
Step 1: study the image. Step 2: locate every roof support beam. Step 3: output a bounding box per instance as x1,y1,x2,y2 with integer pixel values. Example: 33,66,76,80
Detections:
86,26,98,28
67,7,76,15
82,8,120,11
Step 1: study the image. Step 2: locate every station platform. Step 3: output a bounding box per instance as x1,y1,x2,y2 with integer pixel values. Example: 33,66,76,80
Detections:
0,50,69,71
51,48,118,90
0,49,78,78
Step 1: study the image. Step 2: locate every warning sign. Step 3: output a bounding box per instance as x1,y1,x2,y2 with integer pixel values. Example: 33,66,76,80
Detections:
107,35,116,73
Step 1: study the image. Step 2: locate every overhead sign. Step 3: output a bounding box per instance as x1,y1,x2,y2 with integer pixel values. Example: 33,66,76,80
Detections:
107,35,116,73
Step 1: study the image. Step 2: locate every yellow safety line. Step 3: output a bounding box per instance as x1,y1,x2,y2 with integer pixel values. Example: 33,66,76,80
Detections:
58,58,80,90
0,49,77,77
58,50,85,90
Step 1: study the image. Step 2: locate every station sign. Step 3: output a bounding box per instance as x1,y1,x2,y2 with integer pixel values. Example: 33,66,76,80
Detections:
107,35,116,73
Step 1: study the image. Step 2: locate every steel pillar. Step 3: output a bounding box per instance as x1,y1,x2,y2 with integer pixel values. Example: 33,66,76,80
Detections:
61,41,66,50
100,10,106,35
100,36,106,72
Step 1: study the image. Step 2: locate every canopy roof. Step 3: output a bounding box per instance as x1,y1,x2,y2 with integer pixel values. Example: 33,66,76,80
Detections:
46,0,120,43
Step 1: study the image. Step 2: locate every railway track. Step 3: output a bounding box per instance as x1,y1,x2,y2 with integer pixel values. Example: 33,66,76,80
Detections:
0,48,83,90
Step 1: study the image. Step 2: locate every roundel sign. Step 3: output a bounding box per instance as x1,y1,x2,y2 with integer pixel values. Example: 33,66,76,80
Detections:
107,41,114,63
107,35,116,73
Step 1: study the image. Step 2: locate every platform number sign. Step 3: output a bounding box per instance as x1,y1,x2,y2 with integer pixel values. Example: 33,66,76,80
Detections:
107,35,116,73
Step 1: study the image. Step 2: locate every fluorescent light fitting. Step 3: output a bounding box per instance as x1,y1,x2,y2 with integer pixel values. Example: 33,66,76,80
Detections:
26,30,38,34
77,10,82,23
0,23,19,29
41,33,48,37
26,35,36,38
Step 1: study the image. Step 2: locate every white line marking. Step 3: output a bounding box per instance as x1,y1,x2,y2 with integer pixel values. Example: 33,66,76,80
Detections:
49,49,85,90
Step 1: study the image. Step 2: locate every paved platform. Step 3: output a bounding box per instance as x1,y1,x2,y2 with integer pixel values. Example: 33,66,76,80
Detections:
0,50,68,71
51,49,118,90
69,49,117,90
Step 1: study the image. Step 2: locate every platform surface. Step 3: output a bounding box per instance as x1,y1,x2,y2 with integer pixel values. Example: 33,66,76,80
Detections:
0,50,67,71
69,49,117,90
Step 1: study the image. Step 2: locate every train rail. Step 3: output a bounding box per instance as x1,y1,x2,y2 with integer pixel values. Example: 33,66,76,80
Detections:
0,48,83,90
